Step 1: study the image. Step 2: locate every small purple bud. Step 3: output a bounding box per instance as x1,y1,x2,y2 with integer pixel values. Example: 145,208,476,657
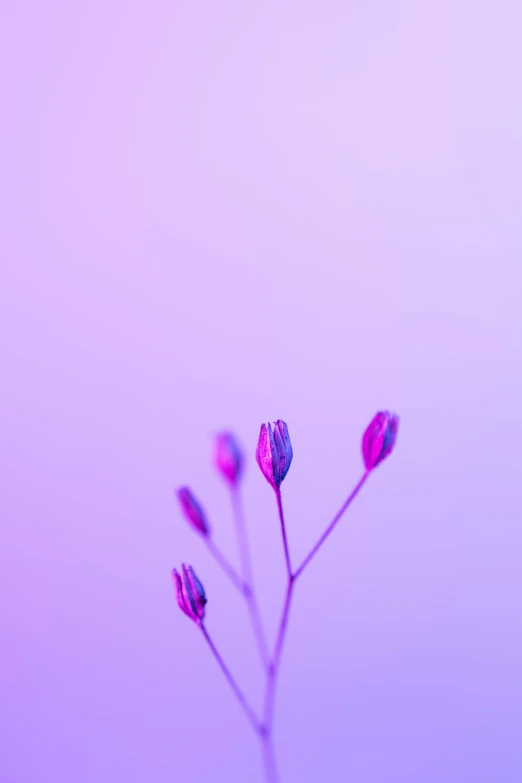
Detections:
176,487,210,537
362,411,399,470
214,432,244,485
256,420,293,490
173,564,207,623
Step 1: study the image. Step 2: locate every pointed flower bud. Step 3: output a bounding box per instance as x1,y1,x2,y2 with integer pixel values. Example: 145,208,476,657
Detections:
214,432,244,485
176,487,210,537
256,420,293,490
362,411,399,470
173,564,207,623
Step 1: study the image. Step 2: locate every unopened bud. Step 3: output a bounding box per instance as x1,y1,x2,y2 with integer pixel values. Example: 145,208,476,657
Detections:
176,487,210,537
214,432,244,485
173,564,207,623
256,420,293,490
362,411,399,470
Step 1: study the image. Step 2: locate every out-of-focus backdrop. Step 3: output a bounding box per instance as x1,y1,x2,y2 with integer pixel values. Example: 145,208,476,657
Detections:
1,2,521,781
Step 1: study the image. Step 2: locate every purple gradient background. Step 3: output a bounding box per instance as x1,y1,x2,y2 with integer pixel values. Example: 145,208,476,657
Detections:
1,2,521,782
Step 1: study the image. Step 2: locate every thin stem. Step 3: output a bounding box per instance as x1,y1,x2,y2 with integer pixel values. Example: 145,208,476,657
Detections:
293,471,370,580
200,623,262,734
201,474,372,783
262,731,280,783
275,488,292,579
258,474,372,781
263,578,294,733
205,537,249,596
232,486,271,671
257,489,295,783
232,485,254,587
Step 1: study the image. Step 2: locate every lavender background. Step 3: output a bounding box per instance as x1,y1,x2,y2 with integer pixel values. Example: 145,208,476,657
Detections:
1,2,521,782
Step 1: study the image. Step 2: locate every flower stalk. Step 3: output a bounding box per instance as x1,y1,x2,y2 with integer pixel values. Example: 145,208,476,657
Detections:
171,412,399,782
232,484,271,671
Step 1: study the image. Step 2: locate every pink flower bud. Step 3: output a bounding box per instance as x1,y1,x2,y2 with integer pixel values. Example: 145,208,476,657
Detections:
176,487,210,537
173,564,207,623
256,420,293,490
214,432,244,485
362,411,399,470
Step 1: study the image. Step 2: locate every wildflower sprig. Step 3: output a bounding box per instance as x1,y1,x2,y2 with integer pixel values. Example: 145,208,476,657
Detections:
171,412,399,781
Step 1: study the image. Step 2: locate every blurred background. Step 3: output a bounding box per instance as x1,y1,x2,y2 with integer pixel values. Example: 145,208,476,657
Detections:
1,2,521,781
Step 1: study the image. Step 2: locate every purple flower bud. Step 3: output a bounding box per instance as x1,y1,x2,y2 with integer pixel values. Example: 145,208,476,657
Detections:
173,564,207,623
214,432,244,485
256,420,293,490
176,487,210,537
362,411,399,470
